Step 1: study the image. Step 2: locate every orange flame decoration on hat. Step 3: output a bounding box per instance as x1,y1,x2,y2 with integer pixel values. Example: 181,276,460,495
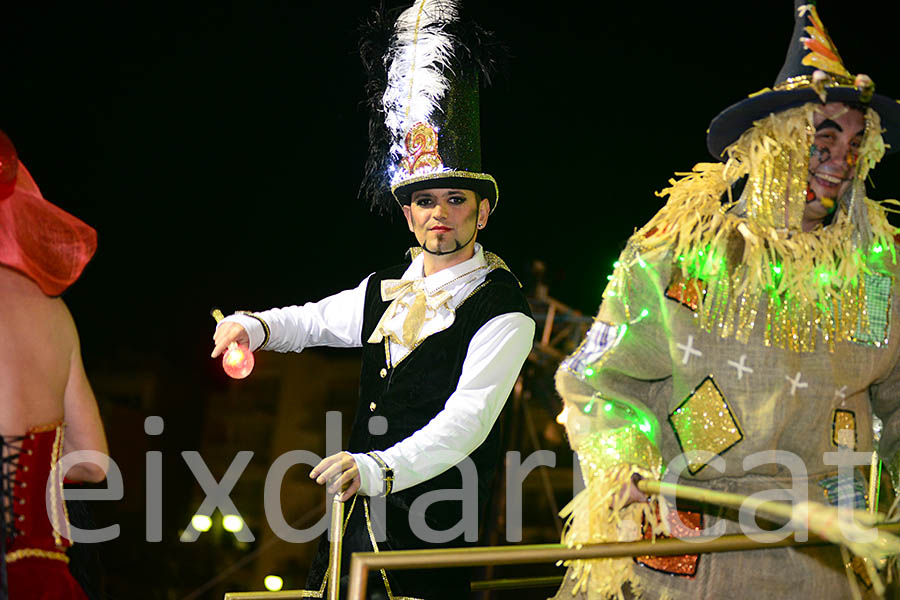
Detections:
799,4,851,79
400,121,444,176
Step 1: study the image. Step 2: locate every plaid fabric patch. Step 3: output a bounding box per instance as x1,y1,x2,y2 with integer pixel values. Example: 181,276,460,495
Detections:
560,320,625,381
854,273,892,346
818,471,868,510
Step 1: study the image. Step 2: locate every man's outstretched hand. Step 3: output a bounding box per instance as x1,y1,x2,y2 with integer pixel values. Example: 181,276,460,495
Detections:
211,322,250,358
310,451,360,502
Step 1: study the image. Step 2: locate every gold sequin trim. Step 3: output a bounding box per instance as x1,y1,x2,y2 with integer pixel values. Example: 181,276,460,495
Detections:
296,496,359,598
832,409,857,449
772,74,854,92
237,311,271,349
363,498,424,600
49,424,69,547
5,548,69,563
623,103,894,354
391,170,499,213
27,421,64,434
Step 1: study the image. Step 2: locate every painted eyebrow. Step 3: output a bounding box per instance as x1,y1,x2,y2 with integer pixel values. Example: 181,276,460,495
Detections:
815,118,843,132
413,190,467,199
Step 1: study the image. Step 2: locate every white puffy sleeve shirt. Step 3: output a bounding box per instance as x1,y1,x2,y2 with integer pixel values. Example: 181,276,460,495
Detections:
221,245,535,496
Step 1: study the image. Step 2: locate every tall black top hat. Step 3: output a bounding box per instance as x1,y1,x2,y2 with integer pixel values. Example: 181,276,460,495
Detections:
706,1,900,159
359,0,503,213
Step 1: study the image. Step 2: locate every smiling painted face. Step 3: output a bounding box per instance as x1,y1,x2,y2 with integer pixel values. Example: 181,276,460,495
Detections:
804,102,865,228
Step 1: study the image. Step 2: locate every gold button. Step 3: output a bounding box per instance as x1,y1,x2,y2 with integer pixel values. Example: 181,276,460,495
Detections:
380,368,388,378
369,402,377,411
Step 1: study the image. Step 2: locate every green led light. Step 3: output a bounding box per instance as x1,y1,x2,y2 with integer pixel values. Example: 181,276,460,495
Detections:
584,367,595,377
640,308,649,317
608,290,617,297
613,261,621,268
637,257,647,268
773,265,782,274
874,245,884,254
639,422,651,433
603,402,613,412
607,274,614,281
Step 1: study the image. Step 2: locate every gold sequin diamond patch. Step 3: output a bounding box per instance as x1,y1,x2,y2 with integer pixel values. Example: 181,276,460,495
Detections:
669,376,743,475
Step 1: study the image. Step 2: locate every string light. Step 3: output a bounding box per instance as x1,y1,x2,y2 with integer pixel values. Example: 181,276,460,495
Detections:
264,576,284,592
222,514,244,533
191,514,212,532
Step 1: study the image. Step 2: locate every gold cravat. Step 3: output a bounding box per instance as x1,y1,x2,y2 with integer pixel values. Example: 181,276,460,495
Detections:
367,278,453,347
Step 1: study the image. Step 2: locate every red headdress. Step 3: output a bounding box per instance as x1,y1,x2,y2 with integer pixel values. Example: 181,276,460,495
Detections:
0,130,96,296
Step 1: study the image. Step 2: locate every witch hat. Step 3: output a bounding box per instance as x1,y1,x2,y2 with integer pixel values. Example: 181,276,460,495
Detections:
707,0,900,158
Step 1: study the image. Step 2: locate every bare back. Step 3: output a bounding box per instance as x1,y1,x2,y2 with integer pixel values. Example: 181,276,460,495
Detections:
0,265,73,434
0,265,108,481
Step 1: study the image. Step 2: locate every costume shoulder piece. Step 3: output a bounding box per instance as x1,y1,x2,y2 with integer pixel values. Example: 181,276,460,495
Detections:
611,1,900,354
407,246,518,281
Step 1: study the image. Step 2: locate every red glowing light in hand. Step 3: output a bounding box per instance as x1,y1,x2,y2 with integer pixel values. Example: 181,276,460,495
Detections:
222,343,254,379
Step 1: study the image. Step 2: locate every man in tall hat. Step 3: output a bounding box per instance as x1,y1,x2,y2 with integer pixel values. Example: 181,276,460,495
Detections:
212,1,534,598
553,2,900,598
0,130,109,599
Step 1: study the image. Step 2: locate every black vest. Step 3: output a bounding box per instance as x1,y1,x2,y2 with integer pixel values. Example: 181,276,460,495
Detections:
347,261,532,533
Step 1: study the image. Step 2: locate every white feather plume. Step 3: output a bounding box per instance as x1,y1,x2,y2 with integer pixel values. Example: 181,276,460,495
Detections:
382,0,458,172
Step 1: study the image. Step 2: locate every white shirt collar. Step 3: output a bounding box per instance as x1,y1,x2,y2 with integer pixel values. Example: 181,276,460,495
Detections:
403,243,487,293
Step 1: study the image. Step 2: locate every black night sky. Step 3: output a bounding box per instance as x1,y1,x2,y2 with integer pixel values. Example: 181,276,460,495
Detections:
3,2,899,360
2,1,900,597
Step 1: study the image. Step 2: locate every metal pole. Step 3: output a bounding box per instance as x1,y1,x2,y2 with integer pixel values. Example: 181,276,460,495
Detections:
327,497,344,600
470,576,563,591
347,553,369,600
345,524,900,598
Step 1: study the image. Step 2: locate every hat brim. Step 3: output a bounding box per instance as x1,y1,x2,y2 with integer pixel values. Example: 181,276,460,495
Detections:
707,87,900,159
391,171,499,213
0,162,97,296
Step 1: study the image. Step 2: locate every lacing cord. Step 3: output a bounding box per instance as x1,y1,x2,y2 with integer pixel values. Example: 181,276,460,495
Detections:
1,434,25,598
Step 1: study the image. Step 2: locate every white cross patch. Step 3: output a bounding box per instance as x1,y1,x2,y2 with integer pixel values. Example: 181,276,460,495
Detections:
676,335,703,365
785,372,808,396
726,355,754,380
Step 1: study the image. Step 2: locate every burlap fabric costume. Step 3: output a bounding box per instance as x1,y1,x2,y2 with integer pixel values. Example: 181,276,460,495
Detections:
551,2,900,599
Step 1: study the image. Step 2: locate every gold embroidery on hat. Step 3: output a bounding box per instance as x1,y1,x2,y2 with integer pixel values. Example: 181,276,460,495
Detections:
400,122,443,176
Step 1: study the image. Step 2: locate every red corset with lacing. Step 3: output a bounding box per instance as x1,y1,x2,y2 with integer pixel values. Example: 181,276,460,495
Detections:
4,423,72,557
2,422,87,599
